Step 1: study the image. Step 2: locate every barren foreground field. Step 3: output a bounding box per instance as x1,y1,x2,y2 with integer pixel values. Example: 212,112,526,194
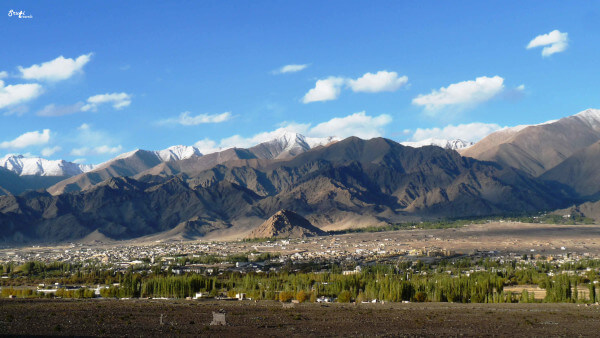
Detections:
2,298,600,336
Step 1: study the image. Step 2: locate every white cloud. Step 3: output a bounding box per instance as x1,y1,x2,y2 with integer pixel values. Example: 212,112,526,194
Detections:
37,102,85,116
347,71,408,93
78,123,91,131
0,80,43,109
159,111,232,126
412,76,505,113
527,30,568,57
18,53,92,81
3,105,29,117
302,77,345,103
410,122,503,142
70,145,122,156
0,129,51,149
193,138,219,154
70,123,122,156
72,158,87,164
0,71,8,79
309,111,392,139
303,70,408,103
194,112,392,153
70,147,89,157
75,123,105,145
94,145,123,154
274,64,308,74
81,92,132,112
41,146,61,157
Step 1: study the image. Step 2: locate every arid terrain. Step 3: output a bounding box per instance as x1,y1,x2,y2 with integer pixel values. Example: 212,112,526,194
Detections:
2,298,600,336
4,222,600,265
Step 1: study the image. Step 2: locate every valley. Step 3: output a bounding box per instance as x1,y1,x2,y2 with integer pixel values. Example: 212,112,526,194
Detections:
3,222,600,266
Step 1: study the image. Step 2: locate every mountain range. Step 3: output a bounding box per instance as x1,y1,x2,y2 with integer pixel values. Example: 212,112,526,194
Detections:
401,138,473,150
1,108,600,244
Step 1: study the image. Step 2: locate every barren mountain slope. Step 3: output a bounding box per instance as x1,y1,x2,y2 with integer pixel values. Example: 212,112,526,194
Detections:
461,109,600,177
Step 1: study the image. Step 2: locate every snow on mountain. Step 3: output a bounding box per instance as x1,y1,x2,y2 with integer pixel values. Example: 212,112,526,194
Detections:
401,138,474,150
0,155,95,177
2,133,334,178
155,145,203,161
304,135,341,148
110,145,203,163
255,131,340,158
574,108,600,130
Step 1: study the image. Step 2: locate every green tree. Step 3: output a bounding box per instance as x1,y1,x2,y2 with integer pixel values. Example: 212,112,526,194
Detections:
337,290,352,303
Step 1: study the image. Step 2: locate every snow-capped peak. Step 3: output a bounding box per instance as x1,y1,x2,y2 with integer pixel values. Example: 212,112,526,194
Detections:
401,138,474,150
0,154,95,176
269,131,308,151
265,131,339,152
304,135,341,148
109,145,203,164
574,108,600,130
155,145,203,162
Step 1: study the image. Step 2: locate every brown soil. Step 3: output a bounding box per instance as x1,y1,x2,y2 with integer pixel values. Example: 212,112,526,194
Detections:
1,298,600,336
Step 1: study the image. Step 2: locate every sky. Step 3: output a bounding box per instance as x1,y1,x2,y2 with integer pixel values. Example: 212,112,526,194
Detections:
1,1,599,164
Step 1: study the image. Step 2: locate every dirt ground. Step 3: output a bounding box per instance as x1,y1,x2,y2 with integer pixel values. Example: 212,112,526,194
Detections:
2,298,600,336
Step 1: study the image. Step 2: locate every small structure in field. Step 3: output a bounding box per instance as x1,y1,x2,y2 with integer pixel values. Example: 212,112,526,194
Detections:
210,311,227,326
282,302,296,309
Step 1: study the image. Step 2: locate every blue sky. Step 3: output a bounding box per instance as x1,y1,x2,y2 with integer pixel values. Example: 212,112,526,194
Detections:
1,1,598,163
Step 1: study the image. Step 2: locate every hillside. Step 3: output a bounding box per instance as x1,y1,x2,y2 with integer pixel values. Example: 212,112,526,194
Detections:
460,109,600,177
541,140,600,199
0,137,570,244
247,210,326,239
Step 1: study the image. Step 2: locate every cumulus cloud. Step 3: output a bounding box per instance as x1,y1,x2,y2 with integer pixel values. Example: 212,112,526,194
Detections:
37,102,85,116
194,112,392,154
0,80,43,109
412,76,505,113
274,64,308,74
81,92,132,112
410,122,503,142
309,111,392,138
303,70,408,103
302,77,345,103
18,53,92,81
193,138,219,154
347,71,408,93
0,71,8,79
159,111,232,126
41,146,61,157
0,129,51,149
527,30,568,57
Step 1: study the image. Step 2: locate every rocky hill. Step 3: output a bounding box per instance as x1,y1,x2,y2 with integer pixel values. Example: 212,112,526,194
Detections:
247,210,326,239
